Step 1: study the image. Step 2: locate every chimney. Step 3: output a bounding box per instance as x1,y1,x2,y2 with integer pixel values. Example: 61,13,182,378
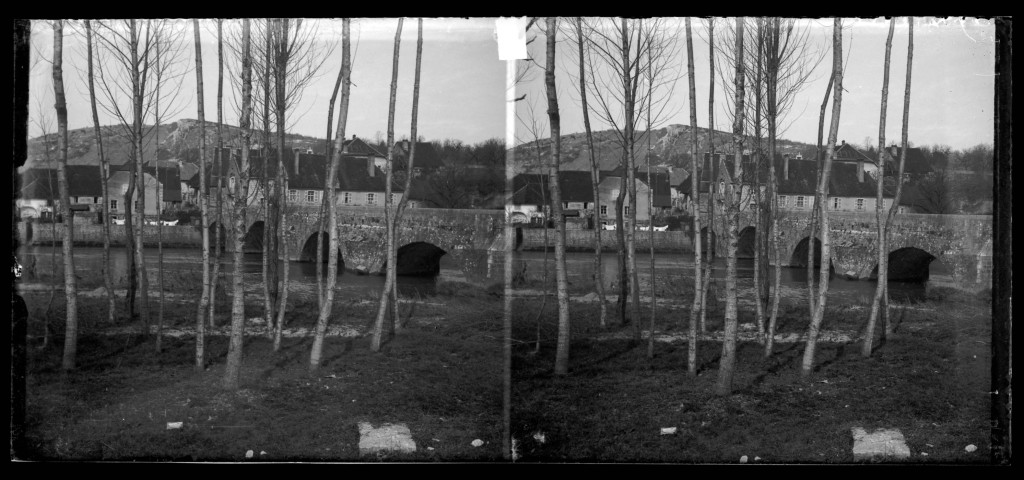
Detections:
783,154,790,181
368,157,375,177
858,160,864,182
293,148,301,174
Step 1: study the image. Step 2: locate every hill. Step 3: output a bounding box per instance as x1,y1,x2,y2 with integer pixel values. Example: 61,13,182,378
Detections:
23,119,327,171
513,124,815,175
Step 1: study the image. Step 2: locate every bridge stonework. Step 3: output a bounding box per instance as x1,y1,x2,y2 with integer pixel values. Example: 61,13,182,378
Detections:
710,211,992,290
224,205,505,281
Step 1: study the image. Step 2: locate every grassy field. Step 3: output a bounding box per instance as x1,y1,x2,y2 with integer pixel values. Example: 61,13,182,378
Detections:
16,278,505,462
511,288,992,463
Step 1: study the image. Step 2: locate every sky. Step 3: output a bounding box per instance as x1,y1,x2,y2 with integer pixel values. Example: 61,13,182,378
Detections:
27,17,996,151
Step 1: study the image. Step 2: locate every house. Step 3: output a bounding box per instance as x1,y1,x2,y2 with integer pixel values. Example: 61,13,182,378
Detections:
18,166,111,221
107,163,181,219
881,145,934,180
202,146,405,210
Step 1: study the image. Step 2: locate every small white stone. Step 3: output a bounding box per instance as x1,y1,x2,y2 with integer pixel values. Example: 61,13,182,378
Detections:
533,431,547,443
166,421,183,430
754,456,761,461
245,450,254,459
260,451,267,456
965,444,977,453
660,427,677,435
471,439,484,447
740,455,748,463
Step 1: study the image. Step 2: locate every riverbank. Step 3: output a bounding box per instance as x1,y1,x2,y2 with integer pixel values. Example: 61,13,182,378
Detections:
16,281,504,461
511,289,992,463
517,227,693,253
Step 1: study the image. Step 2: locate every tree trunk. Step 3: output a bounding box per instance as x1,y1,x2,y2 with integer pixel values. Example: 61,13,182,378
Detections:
863,18,896,358
133,20,152,337
715,17,744,397
801,19,844,377
155,42,164,352
273,19,292,345
621,19,641,344
310,20,351,370
764,18,783,356
224,19,253,390
192,19,210,372
545,17,571,376
209,19,225,329
645,32,656,360
752,20,767,339
809,75,835,318
576,18,607,329
262,21,275,342
685,17,702,376
882,18,914,339
701,18,717,336
371,18,404,353
52,20,78,371
85,21,115,326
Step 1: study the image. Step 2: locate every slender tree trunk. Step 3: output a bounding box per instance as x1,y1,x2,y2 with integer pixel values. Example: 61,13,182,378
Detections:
275,176,290,346
576,18,607,329
715,17,744,397
262,21,274,341
132,20,152,337
273,19,291,343
809,75,835,317
52,20,78,371
192,19,210,372
209,19,225,329
155,42,164,352
224,19,253,391
622,19,641,344
645,34,656,360
371,18,404,352
545,17,571,376
86,21,115,326
883,18,914,339
700,18,717,335
863,18,896,357
764,18,783,356
616,172,628,325
390,20,425,334
752,20,766,338
685,17,702,376
317,56,345,311
310,20,352,369
801,19,844,377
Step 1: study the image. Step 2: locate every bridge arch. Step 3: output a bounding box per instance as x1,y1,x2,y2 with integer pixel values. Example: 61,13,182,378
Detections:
389,241,448,277
298,231,345,269
737,226,756,258
790,236,835,274
872,246,938,282
242,221,264,253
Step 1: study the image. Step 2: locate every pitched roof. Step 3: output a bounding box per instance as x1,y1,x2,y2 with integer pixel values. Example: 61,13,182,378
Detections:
512,171,594,204
111,163,181,201
342,137,386,158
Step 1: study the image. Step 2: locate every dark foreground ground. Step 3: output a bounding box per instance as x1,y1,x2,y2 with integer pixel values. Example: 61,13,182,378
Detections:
511,287,993,463
15,275,504,462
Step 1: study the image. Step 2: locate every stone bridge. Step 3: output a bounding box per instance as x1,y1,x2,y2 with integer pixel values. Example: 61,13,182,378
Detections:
215,205,505,280
707,211,993,290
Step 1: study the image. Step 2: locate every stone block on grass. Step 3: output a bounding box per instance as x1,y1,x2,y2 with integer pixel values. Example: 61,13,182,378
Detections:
851,427,911,461
358,422,417,455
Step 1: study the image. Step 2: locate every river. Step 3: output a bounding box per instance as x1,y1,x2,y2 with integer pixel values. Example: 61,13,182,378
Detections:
17,245,949,304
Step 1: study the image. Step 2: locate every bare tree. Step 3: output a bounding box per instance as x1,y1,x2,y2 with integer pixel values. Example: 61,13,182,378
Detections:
542,17,571,376
209,19,226,331
85,20,116,327
192,19,210,371
685,17,702,376
714,17,745,397
309,18,351,370
224,18,253,390
882,17,915,339
862,18,896,358
52,20,78,370
370,18,405,353
569,18,607,329
800,19,844,377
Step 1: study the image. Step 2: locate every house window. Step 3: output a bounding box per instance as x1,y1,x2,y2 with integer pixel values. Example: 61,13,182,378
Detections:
229,176,236,190
624,206,631,216
110,199,118,211
796,196,805,208
600,205,608,216
779,195,787,206
833,198,841,210
343,192,352,204
898,206,906,214
367,193,376,205
306,190,316,203
392,193,400,204
856,198,865,210
287,189,297,203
